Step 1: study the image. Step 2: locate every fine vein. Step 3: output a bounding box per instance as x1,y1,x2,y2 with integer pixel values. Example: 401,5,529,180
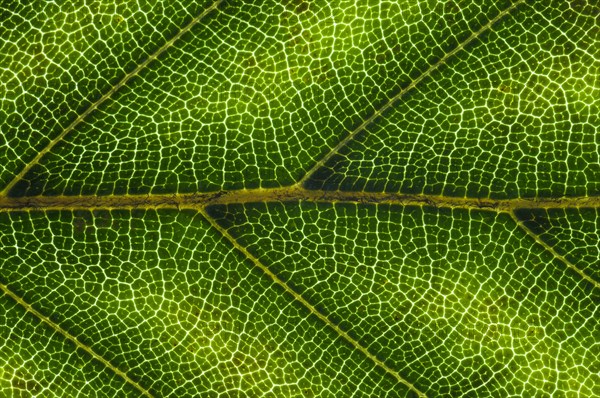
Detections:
0,283,154,397
0,0,223,196
199,209,427,398
297,0,526,185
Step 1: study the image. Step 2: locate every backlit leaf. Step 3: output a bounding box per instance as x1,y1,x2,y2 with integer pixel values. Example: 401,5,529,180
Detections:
1,0,598,397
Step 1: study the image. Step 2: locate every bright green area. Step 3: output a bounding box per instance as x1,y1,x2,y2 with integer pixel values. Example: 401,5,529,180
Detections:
11,0,520,195
516,208,600,283
0,0,213,193
209,202,600,396
306,0,600,198
0,295,135,397
0,209,407,397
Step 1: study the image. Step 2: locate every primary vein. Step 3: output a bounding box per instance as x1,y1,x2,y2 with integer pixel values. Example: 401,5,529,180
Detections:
297,0,526,185
0,187,597,212
0,0,223,197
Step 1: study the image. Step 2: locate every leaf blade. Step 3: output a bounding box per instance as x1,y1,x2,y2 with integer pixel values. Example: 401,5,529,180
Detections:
0,292,141,397
0,0,218,194
0,209,411,397
210,201,600,396
304,0,600,198
9,0,532,196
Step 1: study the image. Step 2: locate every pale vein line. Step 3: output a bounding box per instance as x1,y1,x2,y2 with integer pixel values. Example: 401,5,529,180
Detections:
0,0,223,196
297,0,527,186
199,208,427,398
0,187,597,212
509,212,600,289
0,283,154,397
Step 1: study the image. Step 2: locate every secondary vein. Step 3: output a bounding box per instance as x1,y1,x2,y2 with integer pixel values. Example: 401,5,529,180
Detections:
509,212,600,289
200,209,427,398
0,283,154,397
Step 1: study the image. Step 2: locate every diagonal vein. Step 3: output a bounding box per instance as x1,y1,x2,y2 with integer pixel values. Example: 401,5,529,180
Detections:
509,212,600,289
199,208,427,398
0,282,154,397
0,0,224,197
297,0,527,186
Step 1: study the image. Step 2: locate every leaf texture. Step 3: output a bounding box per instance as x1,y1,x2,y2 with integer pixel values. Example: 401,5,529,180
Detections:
0,0,215,192
10,0,523,196
0,210,410,397
208,202,598,396
0,0,598,397
304,0,600,198
515,208,600,283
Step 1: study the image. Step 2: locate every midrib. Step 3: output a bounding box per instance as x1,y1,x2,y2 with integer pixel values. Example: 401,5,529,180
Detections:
0,187,597,212
2,1,596,396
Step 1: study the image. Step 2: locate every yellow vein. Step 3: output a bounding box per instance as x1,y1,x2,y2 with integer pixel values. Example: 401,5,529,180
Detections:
0,283,154,397
0,0,223,196
0,188,598,212
297,0,526,185
199,208,427,398
509,212,600,289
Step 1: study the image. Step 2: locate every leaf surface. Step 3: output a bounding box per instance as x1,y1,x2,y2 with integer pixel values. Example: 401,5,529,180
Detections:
208,202,598,396
0,0,598,397
0,210,408,397
304,0,600,198
0,0,214,192
10,0,521,195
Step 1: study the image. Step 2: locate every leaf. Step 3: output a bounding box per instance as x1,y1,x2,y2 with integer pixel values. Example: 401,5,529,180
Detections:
0,0,598,397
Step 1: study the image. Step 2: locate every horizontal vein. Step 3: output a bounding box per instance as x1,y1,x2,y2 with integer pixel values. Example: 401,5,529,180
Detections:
0,283,153,397
0,0,223,196
199,209,427,397
0,188,597,212
297,0,526,185
509,212,600,289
